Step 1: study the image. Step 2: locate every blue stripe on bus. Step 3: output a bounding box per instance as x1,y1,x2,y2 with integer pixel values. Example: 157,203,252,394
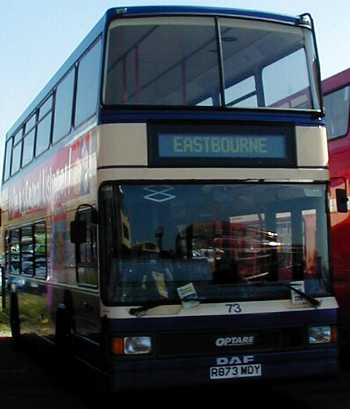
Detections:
99,110,324,127
108,307,337,332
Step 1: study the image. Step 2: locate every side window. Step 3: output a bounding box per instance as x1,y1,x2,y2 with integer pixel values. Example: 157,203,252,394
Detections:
196,97,214,106
21,226,34,276
324,86,350,140
11,128,23,176
75,40,102,126
262,49,311,109
6,223,47,278
9,229,21,274
11,142,22,175
34,222,47,279
3,138,13,182
22,128,35,167
75,208,98,287
225,76,258,108
4,230,10,274
22,113,37,167
25,115,36,132
53,69,75,144
36,96,53,156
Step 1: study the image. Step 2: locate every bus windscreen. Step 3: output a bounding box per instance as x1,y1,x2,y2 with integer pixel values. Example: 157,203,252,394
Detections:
104,16,320,110
100,183,330,306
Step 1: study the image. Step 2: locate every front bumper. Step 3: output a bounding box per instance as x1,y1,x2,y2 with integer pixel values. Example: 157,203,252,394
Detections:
110,346,337,391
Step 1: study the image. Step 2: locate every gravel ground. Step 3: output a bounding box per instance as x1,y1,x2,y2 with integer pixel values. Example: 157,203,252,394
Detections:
0,295,349,409
0,338,89,408
0,311,10,337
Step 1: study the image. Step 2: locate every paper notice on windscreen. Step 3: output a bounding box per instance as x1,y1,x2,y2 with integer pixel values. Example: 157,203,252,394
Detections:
177,283,200,309
290,281,306,305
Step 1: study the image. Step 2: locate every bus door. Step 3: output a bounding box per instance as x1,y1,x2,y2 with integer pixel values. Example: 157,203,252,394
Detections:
71,206,100,363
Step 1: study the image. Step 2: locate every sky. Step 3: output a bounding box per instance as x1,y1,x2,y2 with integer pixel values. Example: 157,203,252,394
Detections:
0,0,349,142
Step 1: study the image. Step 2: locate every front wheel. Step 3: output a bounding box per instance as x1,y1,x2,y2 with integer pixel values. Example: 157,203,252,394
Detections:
9,292,21,343
55,304,72,353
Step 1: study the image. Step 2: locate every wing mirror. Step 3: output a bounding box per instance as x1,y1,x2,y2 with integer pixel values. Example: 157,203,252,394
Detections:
336,188,348,213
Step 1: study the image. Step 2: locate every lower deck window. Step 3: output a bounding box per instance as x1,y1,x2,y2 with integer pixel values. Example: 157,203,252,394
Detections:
5,221,47,278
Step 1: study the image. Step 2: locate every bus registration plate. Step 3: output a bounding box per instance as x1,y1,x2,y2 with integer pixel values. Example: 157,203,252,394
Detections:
210,364,262,379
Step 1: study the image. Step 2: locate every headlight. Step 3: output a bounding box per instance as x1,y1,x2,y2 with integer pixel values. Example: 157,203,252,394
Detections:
308,326,332,344
124,336,152,355
112,336,152,355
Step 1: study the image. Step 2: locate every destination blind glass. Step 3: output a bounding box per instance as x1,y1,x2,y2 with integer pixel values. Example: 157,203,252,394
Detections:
149,124,295,167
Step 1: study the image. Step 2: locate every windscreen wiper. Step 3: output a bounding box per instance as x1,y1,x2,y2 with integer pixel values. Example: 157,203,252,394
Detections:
244,270,321,308
253,281,321,308
129,295,206,317
129,301,180,317
286,283,321,307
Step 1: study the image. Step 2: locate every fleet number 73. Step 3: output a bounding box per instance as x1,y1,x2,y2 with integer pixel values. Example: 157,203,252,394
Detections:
225,303,242,314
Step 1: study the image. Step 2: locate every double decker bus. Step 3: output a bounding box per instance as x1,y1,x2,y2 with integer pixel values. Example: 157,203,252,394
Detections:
0,6,337,390
323,68,350,349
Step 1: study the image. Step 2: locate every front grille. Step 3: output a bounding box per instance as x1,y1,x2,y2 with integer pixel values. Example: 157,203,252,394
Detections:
157,327,306,357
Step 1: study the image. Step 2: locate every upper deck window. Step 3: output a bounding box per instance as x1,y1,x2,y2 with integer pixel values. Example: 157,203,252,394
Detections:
262,49,310,108
22,128,35,167
3,138,13,182
11,128,23,176
35,96,53,156
104,17,220,107
324,86,350,140
25,115,36,133
53,69,75,144
75,39,102,126
104,16,320,111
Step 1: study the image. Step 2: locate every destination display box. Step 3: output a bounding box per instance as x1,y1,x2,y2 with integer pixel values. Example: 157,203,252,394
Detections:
148,122,296,167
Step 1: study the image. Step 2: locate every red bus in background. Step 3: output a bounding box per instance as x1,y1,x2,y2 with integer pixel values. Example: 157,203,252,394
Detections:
323,68,350,346
197,215,318,284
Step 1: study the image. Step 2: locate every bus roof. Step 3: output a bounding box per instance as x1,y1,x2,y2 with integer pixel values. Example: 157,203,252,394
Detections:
105,6,300,24
6,5,305,139
322,67,350,95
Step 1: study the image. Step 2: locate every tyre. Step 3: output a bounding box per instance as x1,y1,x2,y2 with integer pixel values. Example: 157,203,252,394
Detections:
55,304,72,352
9,291,21,343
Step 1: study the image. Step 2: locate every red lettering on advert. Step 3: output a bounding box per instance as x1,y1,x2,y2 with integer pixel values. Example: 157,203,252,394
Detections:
7,132,93,220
